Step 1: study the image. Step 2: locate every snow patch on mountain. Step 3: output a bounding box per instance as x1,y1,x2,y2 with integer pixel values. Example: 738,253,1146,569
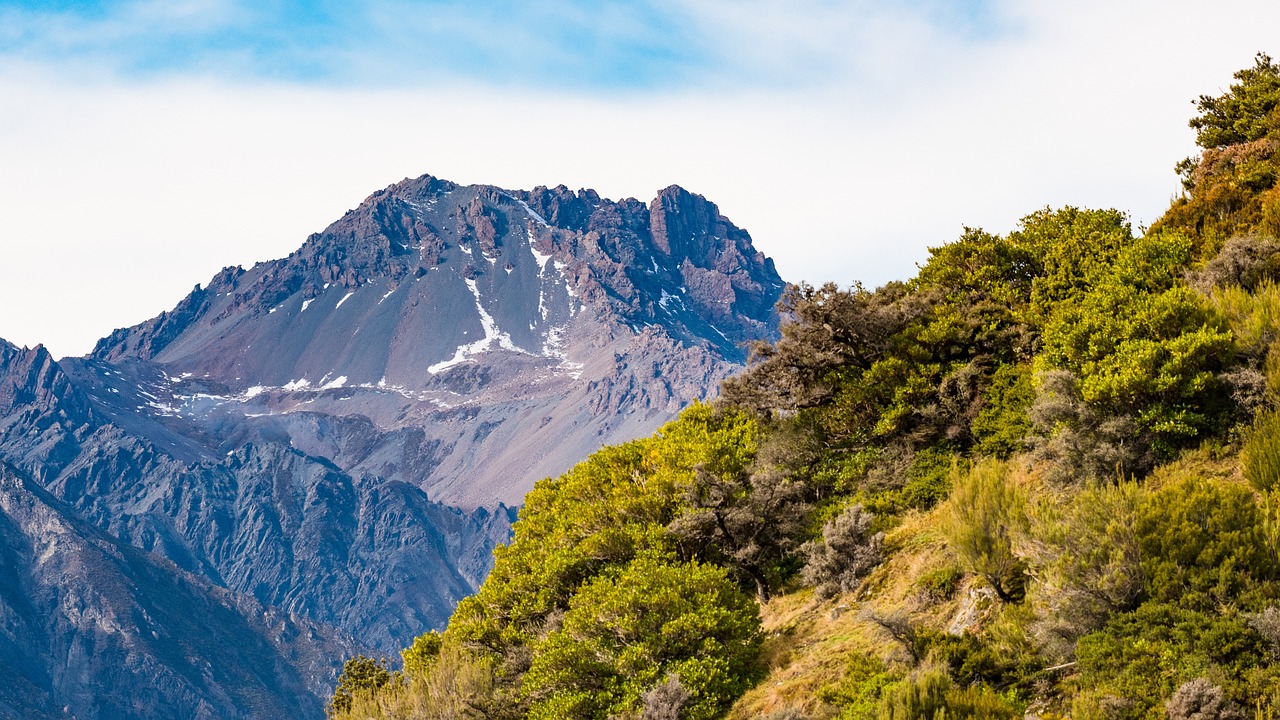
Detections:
428,279,528,374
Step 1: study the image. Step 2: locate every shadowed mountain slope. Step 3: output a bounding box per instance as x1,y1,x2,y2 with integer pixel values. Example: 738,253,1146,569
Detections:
0,460,353,720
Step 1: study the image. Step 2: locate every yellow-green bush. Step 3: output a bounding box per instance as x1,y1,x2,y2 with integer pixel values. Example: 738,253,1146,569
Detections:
1246,413,1280,492
943,461,1027,602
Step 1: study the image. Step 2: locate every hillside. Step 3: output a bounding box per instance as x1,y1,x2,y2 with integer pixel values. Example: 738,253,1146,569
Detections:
332,54,1280,719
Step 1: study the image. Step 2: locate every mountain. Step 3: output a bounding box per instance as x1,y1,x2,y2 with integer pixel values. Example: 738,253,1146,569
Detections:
0,175,784,718
0,335,511,658
89,176,784,506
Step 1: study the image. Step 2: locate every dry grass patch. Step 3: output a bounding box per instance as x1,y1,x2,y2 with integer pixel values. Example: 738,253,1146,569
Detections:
727,507,966,719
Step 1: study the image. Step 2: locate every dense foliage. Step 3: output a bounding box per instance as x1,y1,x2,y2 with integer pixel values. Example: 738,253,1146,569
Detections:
523,556,761,720
329,55,1280,720
1161,53,1280,251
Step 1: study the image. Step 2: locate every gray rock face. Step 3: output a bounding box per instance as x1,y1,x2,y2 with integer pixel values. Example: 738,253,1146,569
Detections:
0,175,784,719
0,460,352,720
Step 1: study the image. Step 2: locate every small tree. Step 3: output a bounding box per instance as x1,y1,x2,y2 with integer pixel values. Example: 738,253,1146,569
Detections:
943,461,1027,602
401,630,443,678
328,655,394,715
669,464,810,602
1189,52,1280,150
799,504,884,599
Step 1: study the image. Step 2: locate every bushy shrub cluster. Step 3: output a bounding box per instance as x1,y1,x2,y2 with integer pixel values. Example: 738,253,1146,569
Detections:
329,655,394,715
333,404,779,720
876,666,1017,720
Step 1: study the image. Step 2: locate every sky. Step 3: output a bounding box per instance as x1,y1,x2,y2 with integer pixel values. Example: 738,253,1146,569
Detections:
1,1,1278,358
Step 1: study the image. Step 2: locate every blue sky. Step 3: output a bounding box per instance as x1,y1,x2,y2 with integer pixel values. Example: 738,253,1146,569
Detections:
0,0,1278,357
0,1,697,88
0,0,1006,89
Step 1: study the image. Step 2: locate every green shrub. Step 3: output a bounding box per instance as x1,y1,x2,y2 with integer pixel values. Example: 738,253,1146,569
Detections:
819,653,901,720
942,685,1020,720
943,461,1027,602
448,403,758,655
329,655,396,715
1210,281,1280,363
875,667,1017,720
521,555,763,720
1023,481,1144,660
1075,603,1269,715
1038,279,1234,460
900,447,956,510
401,630,443,678
917,566,964,601
971,364,1035,459
1012,206,1135,325
923,630,1034,694
326,647,497,720
1135,476,1279,609
876,668,950,720
1246,413,1280,492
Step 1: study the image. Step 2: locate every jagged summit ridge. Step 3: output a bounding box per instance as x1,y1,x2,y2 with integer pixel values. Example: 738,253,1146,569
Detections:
91,175,784,382
78,174,784,508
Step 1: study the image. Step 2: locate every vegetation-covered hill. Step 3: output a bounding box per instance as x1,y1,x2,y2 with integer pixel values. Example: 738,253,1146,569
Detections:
327,54,1280,720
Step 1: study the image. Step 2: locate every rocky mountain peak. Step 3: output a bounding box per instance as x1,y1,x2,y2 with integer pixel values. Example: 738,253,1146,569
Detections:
650,184,719,259
0,339,87,420
73,172,787,510
91,173,783,377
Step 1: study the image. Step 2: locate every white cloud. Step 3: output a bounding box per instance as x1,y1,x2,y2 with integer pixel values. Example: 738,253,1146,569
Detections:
1,0,1278,357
